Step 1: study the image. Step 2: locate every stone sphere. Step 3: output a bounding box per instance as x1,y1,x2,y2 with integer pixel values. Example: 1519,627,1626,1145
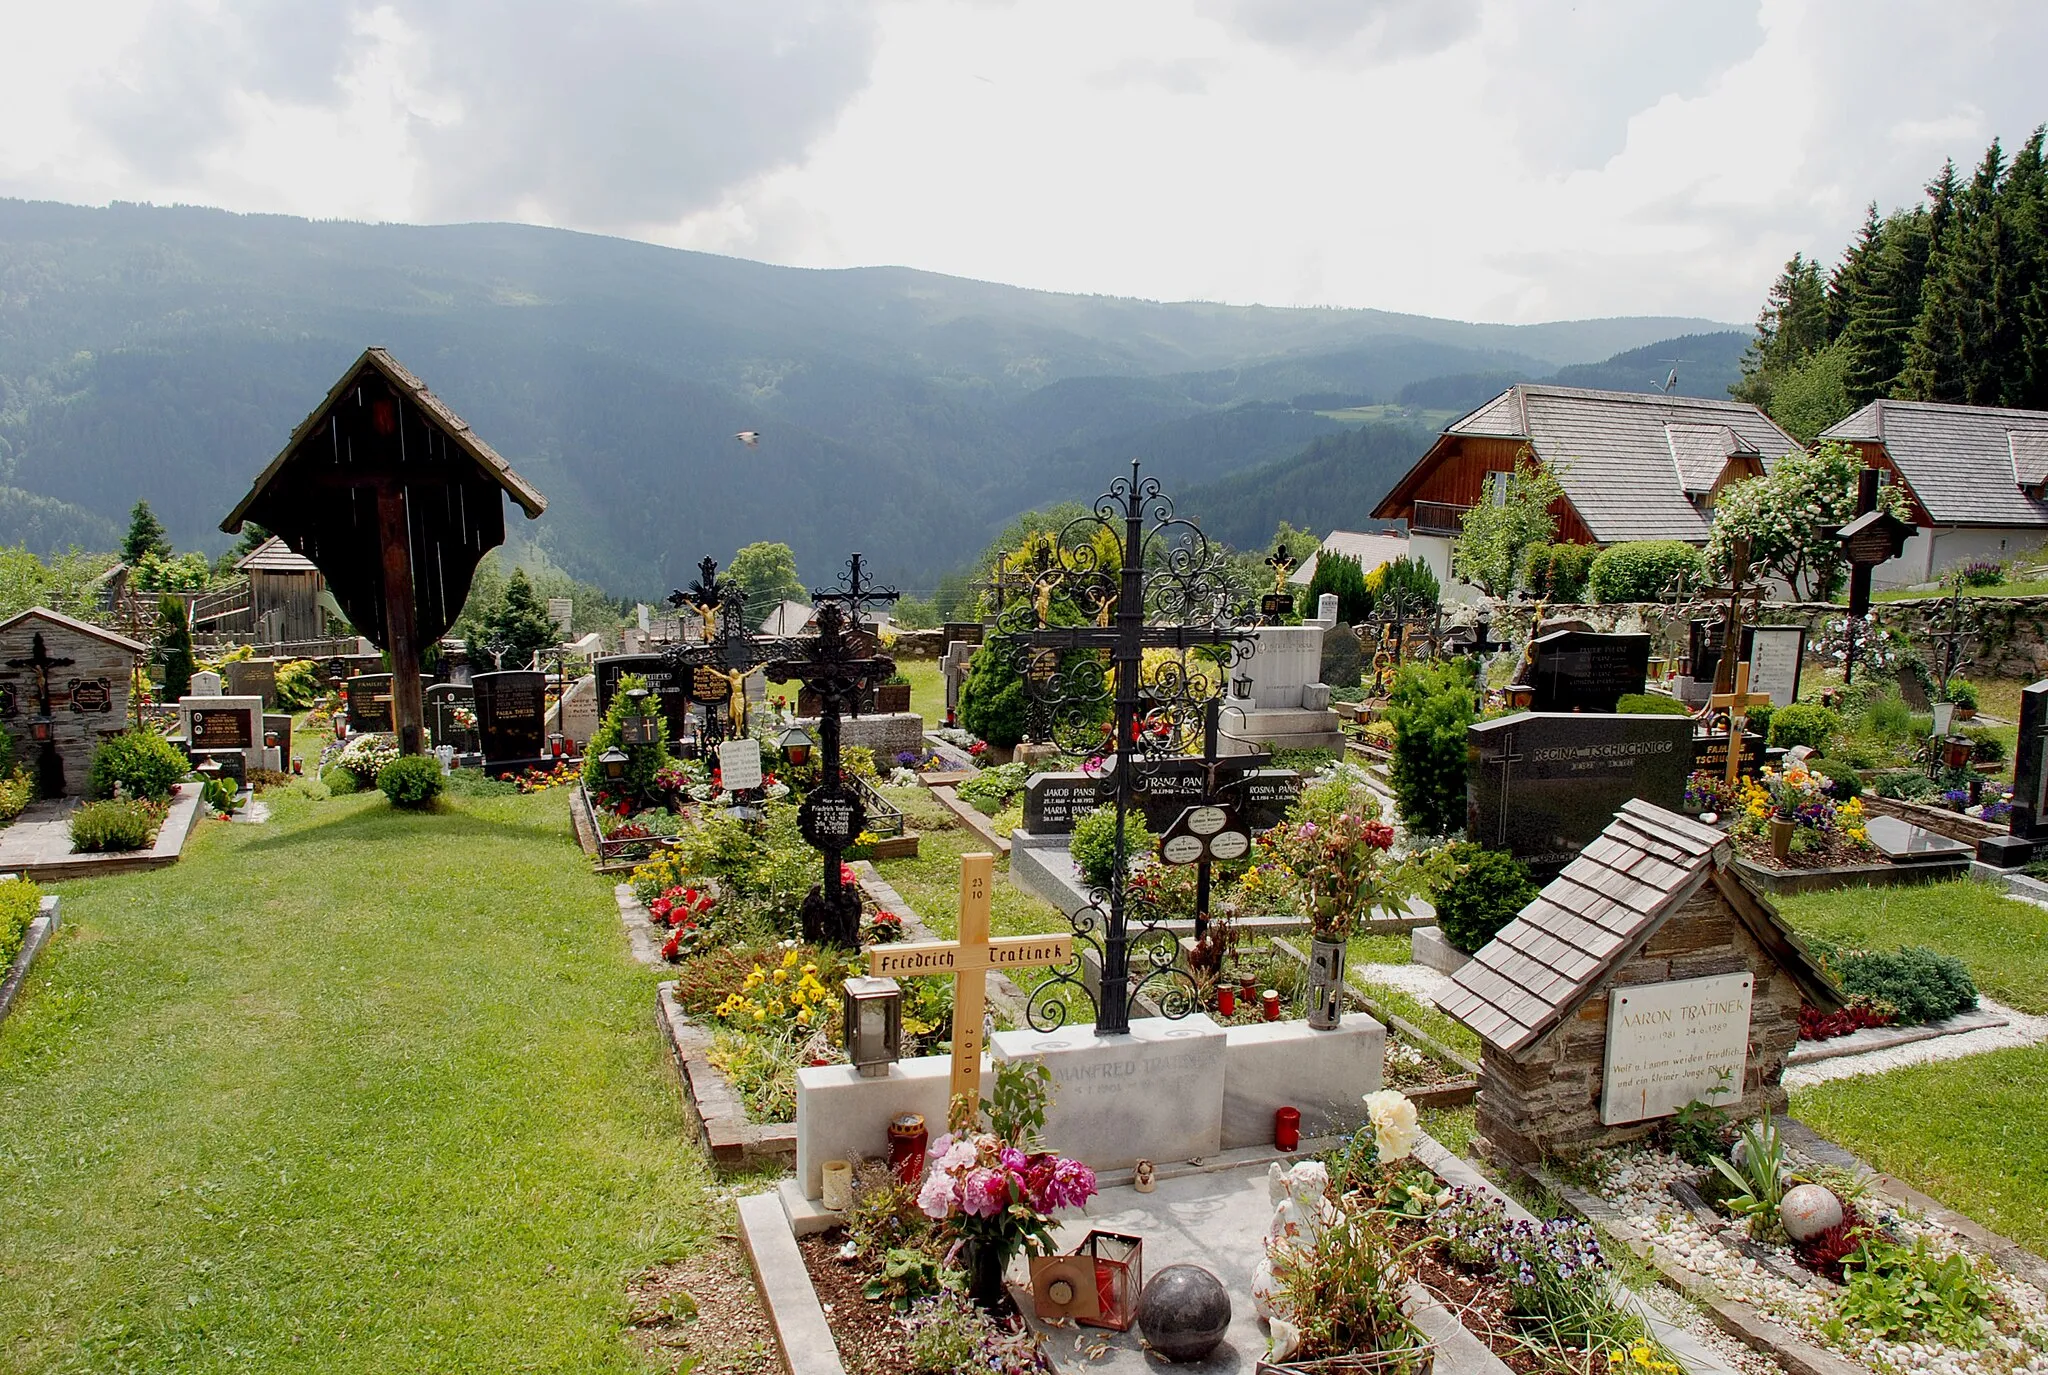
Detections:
1781,1183,1845,1242
1136,1264,1232,1363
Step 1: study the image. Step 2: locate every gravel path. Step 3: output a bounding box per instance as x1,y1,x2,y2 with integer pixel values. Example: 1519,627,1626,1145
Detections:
1784,997,2048,1086
1357,959,1450,1000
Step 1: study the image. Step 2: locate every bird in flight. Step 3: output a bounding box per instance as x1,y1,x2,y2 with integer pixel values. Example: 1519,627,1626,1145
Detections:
734,430,761,447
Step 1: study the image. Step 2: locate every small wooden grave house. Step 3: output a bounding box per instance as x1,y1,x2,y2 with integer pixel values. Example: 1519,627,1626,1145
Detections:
235,537,329,644
221,348,546,753
0,608,146,796
1435,800,1841,1162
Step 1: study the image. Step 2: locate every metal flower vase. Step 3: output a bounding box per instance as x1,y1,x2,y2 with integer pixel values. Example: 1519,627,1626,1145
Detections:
1769,816,1795,861
1306,936,1347,1030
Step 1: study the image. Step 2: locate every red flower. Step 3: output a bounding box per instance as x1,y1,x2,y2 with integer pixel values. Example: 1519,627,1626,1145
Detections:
1362,821,1395,850
661,931,682,960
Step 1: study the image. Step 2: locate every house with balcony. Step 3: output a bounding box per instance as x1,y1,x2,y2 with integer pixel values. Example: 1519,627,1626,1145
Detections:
1819,399,2048,587
1370,384,1798,601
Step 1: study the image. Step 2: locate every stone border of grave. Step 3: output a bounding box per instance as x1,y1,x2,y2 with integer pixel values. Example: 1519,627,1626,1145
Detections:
12,784,204,882
656,981,799,1169
735,1126,1744,1375
612,884,667,967
923,784,1012,854
1727,850,1969,896
0,894,60,1027
1861,793,2003,844
1518,1116,2048,1375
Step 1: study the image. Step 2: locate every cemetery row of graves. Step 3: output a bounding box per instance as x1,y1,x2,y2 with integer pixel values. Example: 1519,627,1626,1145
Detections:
3,355,2047,1375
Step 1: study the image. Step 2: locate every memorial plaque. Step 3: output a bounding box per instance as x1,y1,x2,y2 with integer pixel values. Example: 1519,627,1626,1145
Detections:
346,673,394,733
189,708,255,750
1601,972,1753,1125
473,669,548,769
1469,712,1691,874
1864,814,1973,864
1981,678,2048,865
717,737,763,791
1745,625,1805,708
691,666,729,704
799,785,867,850
1022,771,1105,835
1692,730,1766,780
427,683,478,753
1526,630,1649,714
68,678,112,714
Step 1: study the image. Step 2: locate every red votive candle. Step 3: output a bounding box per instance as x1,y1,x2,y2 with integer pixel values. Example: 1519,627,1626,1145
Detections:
1217,986,1236,1018
887,1113,928,1187
1275,1107,1301,1151
1262,988,1281,1021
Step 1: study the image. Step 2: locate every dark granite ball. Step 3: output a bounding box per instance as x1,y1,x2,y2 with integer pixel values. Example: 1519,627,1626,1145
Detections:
1136,1264,1232,1362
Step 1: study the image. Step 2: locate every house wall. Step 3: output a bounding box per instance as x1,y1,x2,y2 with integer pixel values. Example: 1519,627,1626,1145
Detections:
249,570,326,643
1884,526,2048,589
0,618,137,797
1472,888,1803,1163
1408,436,1593,545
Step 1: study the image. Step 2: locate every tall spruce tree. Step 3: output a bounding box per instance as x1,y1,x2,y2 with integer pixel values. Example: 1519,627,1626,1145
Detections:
1840,206,1933,403
1733,253,1829,410
122,500,172,565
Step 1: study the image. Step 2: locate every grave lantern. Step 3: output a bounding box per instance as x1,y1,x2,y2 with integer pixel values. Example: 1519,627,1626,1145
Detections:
1231,671,1253,701
776,723,815,767
1031,1231,1144,1332
27,716,51,744
1942,736,1973,771
598,746,628,781
840,975,902,1077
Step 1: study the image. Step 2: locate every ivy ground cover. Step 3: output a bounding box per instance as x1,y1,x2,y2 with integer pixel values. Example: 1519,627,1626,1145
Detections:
0,788,723,1373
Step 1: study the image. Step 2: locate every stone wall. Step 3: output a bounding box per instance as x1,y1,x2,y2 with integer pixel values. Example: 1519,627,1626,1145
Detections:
0,619,138,797
1474,889,1803,1163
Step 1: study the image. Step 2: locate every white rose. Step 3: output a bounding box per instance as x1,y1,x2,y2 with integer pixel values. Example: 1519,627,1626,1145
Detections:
1364,1089,1420,1163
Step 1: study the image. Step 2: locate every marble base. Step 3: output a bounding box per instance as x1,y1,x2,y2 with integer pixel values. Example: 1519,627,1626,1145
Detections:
1215,706,1345,756
1410,924,1471,974
794,1057,957,1200
1007,830,1094,916
992,1015,1227,1170
1220,1013,1384,1150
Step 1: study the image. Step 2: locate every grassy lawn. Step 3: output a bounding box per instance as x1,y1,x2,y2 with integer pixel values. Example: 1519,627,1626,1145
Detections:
0,788,721,1374
872,785,1066,940
1793,1045,2048,1251
895,655,944,727
1774,878,2048,1014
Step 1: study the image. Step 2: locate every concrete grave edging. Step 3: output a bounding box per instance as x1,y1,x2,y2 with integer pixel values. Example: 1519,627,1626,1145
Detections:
924,784,1012,853
1728,852,1969,896
656,982,798,1170
5,783,204,882
0,894,60,1027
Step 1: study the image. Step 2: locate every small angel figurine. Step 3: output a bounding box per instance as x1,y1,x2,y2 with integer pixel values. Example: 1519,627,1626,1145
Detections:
1251,1160,1338,1323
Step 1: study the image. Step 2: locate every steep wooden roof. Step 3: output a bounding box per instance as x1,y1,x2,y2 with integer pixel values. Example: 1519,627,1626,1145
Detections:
1822,398,2048,528
0,606,148,655
233,536,321,574
1434,800,1839,1059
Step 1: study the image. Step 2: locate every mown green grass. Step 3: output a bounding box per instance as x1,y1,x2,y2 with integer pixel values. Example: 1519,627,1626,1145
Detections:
873,785,1066,941
1793,1045,2048,1251
896,655,944,727
0,789,720,1374
1774,878,2048,1014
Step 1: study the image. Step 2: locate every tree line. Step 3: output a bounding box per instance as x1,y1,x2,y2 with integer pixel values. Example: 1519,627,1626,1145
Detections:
1736,126,2048,439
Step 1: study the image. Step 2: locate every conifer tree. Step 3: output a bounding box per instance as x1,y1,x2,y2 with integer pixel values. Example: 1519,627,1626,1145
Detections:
122,500,172,565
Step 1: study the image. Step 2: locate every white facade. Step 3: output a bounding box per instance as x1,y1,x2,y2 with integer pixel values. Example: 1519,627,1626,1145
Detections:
1879,526,2048,589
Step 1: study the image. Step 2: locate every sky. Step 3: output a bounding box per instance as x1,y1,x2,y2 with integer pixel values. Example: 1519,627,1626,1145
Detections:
1,0,2043,326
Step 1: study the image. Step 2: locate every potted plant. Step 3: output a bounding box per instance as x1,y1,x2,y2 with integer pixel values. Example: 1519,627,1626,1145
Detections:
874,671,914,715
1270,810,1401,1029
1942,678,1979,721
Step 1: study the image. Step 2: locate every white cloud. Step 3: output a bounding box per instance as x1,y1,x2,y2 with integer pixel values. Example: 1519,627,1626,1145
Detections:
1,0,2043,324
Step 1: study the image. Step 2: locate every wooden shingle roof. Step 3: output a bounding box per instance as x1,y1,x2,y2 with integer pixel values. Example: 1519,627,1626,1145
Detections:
1822,398,2048,528
234,536,321,574
0,606,148,655
1433,800,1837,1059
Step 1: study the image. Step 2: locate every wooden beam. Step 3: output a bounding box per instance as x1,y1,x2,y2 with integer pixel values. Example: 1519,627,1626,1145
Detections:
375,486,427,755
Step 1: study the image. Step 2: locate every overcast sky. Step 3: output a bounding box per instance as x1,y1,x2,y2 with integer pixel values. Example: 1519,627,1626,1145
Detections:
2,0,2042,325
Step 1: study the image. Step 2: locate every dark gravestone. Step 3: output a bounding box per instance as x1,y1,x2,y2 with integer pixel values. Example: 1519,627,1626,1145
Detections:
594,654,694,739
1865,814,1973,865
1319,625,1363,690
473,670,549,771
1896,666,1931,710
346,674,393,733
426,683,478,754
1692,730,1767,780
1688,620,1755,680
1022,772,1104,835
264,713,293,768
1981,678,2048,866
227,658,278,706
1527,631,1649,713
189,706,255,751
1468,712,1692,875
798,784,867,850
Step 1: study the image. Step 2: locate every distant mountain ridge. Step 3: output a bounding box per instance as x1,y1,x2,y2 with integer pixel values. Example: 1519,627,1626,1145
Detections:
0,198,1736,593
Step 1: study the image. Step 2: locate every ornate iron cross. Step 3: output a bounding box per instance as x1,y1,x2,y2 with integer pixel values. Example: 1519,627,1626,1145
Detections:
661,581,803,747
8,632,74,717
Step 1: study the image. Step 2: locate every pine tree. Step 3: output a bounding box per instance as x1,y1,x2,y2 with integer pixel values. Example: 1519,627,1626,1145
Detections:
122,500,172,565
1840,207,1932,403
469,569,557,670
1733,254,1829,409
1826,204,1883,339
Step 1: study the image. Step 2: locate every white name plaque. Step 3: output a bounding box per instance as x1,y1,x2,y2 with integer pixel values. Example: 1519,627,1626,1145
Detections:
1600,971,1753,1125
717,738,764,791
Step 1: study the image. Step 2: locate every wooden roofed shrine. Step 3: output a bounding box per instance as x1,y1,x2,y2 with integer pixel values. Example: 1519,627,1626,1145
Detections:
221,348,547,753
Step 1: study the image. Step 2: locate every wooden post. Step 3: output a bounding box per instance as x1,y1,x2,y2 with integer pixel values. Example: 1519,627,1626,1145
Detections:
375,486,427,756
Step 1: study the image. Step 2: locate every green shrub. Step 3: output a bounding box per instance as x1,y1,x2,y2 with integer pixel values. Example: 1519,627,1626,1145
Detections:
1069,805,1153,888
0,876,43,973
1768,703,1841,752
1386,660,1475,837
1615,692,1693,716
322,765,361,795
1960,725,2006,763
1744,702,1775,745
1368,555,1441,612
1938,678,1979,710
957,761,1030,816
1834,946,1977,1024
69,798,161,852
0,768,31,823
273,659,320,710
1872,770,1936,801
1857,692,1914,742
86,728,189,802
959,642,1028,750
377,755,445,809
1586,541,1707,603
1805,757,1863,798
1432,845,1539,954
580,673,673,803
1521,543,1597,601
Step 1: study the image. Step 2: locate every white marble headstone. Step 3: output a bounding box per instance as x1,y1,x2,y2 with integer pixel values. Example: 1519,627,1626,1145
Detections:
1600,972,1753,1125
188,669,223,697
990,1016,1226,1170
1242,625,1324,710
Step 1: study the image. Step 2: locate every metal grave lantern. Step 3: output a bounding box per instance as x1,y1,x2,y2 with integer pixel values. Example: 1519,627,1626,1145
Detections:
776,723,815,767
840,975,903,1077
1031,1231,1144,1331
598,745,628,781
620,687,660,746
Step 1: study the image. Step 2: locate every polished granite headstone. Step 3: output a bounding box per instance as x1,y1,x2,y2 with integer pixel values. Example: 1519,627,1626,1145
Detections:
1469,711,1691,874
1021,771,1103,835
1865,814,1973,864
1692,730,1767,780
473,669,548,771
1526,630,1650,714
1981,678,2048,867
593,654,693,739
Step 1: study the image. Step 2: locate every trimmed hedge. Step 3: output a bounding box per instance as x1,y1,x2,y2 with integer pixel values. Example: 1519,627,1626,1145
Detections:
1587,541,1707,603
1769,702,1841,751
1805,757,1863,798
377,756,445,809
1434,846,1539,954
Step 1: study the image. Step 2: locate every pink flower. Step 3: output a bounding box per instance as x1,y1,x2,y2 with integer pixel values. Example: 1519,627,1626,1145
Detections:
999,1145,1027,1172
959,1168,1007,1217
1041,1158,1099,1211
917,1169,957,1220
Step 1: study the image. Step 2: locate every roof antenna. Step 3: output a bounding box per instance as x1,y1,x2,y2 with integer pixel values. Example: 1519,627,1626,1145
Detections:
1656,358,1684,393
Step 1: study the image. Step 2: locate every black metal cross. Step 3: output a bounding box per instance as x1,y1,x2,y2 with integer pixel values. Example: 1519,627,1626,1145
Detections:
812,551,900,629
662,582,802,747
1928,586,1976,697
8,632,74,717
765,600,900,947
1695,537,1766,695
668,556,726,639
995,460,1256,1035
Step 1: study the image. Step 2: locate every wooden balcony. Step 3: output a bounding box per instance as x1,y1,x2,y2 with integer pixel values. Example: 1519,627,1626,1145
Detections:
1411,500,1472,536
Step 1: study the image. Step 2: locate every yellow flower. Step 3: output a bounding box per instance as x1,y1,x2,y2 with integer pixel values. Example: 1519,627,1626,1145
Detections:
754,1010,766,1023
772,968,789,984
782,949,799,969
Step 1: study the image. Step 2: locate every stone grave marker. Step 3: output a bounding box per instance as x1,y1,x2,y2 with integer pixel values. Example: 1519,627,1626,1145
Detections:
226,657,279,706
1468,712,1691,875
426,683,478,754
473,669,548,771
1980,678,2048,866
1526,630,1649,713
181,695,267,776
1436,799,1842,1161
594,654,693,741
1222,624,1342,755
1691,729,1766,780
264,713,293,771
556,674,601,749
190,669,223,698
346,673,393,733
1864,814,1973,865
1744,625,1805,708
1897,665,1931,710
547,597,574,636
1022,771,1104,835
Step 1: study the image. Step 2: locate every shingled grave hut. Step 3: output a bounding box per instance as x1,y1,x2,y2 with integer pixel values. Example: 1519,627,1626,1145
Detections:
221,349,546,754
1435,800,1842,1163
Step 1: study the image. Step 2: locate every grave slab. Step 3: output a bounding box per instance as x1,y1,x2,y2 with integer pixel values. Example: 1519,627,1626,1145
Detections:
792,710,925,759
1220,1013,1384,1150
990,1014,1227,1171
1865,813,1975,863
793,1057,957,1201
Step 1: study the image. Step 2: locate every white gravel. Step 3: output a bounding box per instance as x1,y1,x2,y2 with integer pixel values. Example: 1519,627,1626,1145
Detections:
1784,999,2048,1088
1586,1146,2048,1375
1357,960,1450,1001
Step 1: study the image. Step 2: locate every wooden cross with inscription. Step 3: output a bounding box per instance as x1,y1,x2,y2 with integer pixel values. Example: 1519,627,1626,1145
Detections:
1709,662,1773,790
867,853,1073,1106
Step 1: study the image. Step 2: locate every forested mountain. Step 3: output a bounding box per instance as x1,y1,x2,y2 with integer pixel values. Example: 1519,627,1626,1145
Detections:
1177,422,1438,550
1734,125,2048,440
0,198,1728,594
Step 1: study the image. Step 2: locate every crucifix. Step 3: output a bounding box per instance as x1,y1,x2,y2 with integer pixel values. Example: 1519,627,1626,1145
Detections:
664,582,799,748
9,632,75,796
869,853,1073,1105
668,556,727,641
999,460,1254,1034
766,564,901,947
1477,729,1524,846
1696,537,1766,695
1260,544,1297,622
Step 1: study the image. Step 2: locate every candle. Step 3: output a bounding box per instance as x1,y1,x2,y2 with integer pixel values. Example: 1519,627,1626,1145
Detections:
1275,1106,1301,1151
1262,988,1281,1021
887,1113,928,1187
1217,986,1236,1017
821,1160,853,1211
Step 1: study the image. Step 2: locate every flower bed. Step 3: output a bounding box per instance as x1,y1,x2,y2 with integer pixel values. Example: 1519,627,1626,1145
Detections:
1562,1124,2048,1375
